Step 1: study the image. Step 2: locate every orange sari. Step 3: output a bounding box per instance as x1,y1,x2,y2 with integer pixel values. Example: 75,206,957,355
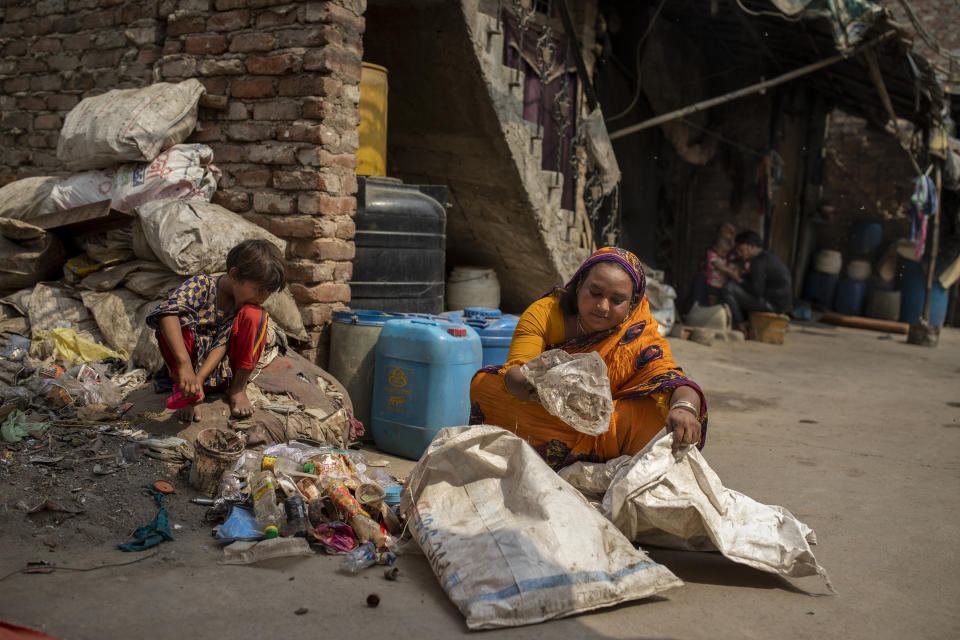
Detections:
469,250,707,469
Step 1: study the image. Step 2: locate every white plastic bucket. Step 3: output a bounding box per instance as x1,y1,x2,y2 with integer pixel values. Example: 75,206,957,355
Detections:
846,259,871,281
813,249,843,275
446,267,500,311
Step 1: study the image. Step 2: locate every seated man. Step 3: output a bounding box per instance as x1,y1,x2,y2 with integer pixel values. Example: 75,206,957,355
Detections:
721,230,792,335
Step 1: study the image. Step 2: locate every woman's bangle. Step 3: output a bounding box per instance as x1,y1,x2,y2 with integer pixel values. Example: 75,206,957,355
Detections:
669,400,699,418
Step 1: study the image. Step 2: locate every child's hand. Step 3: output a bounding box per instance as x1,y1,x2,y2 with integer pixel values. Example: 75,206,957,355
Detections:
177,369,203,400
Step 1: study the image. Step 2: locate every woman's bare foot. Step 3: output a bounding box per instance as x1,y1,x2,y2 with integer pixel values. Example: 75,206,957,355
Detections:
229,389,254,418
178,405,202,422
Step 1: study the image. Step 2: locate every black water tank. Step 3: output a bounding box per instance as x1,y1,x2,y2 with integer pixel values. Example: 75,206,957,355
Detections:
351,177,447,313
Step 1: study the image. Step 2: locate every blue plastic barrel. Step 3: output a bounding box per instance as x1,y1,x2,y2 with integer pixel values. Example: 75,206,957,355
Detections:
849,222,883,257
371,318,482,460
803,270,839,307
898,258,948,326
439,307,519,366
834,278,866,316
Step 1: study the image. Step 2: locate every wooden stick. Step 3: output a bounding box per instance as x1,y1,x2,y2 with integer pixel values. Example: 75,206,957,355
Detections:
608,31,897,141
821,312,909,334
922,164,943,323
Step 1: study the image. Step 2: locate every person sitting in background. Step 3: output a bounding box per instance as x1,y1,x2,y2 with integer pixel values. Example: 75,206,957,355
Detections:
469,247,707,470
703,222,740,305
146,239,285,421
721,230,793,335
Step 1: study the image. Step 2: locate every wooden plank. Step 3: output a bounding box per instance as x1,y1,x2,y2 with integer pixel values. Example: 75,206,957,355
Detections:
821,312,909,334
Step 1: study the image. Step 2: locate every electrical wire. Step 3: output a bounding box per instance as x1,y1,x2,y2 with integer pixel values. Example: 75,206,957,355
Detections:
894,0,960,63
605,0,668,123
0,551,160,581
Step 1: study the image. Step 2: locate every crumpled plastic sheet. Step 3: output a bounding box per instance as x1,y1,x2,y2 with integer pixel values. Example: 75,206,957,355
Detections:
0,410,49,443
312,522,357,554
31,328,128,364
520,349,613,435
559,429,834,590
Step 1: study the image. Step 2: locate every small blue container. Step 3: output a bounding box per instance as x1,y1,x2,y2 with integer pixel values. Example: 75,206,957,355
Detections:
803,270,839,307
440,307,519,366
834,278,867,316
371,318,482,460
898,258,948,326
849,222,883,257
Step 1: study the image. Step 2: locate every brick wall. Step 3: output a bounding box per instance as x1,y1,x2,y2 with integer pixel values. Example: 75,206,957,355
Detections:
0,0,366,365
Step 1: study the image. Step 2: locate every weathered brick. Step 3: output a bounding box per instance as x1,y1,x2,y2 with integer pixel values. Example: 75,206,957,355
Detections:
211,189,251,212
315,172,341,194
124,24,161,46
248,0,295,8
47,54,81,71
33,114,63,130
214,0,247,9
252,100,300,121
1,112,33,131
275,26,340,48
340,173,357,195
19,59,50,74
249,213,331,238
167,14,205,36
17,96,47,111
289,238,355,261
247,53,299,75
304,2,365,33
273,170,322,191
199,77,228,95
246,143,295,164
332,261,353,281
229,32,275,52
47,94,79,111
163,40,184,55
5,5,33,21
198,58,245,76
209,143,245,163
65,72,96,91
4,77,31,94
57,15,80,33
297,148,357,170
94,69,122,89
160,56,198,79
207,9,249,31
94,31,127,49
222,102,249,120
36,0,67,15
277,122,337,145
23,17,57,37
30,75,63,92
298,192,355,215
336,217,355,239
139,46,163,66
303,47,362,81
256,6,298,28
82,10,117,29
299,304,334,329
2,40,28,57
290,282,351,304
180,0,211,12
31,38,62,54
184,34,227,54
278,75,340,97
231,77,275,98
286,260,334,283
81,49,123,68
225,122,276,142
62,34,92,51
253,191,297,213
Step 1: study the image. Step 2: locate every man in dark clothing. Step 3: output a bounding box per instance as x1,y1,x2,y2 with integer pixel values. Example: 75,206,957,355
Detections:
721,230,793,333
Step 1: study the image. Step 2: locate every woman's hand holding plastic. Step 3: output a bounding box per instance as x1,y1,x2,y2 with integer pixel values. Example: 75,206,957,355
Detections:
665,407,701,454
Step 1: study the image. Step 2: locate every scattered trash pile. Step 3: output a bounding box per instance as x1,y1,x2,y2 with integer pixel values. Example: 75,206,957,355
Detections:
198,434,403,573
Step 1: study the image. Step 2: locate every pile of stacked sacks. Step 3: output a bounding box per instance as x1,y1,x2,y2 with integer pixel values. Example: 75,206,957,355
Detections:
207,437,403,570
0,80,308,378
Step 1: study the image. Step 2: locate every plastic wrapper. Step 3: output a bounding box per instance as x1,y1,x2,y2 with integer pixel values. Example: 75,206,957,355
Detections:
520,349,613,435
312,522,356,554
31,328,127,364
219,537,313,565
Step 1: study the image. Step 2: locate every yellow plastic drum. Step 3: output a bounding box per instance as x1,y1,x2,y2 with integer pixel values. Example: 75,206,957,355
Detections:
357,62,388,176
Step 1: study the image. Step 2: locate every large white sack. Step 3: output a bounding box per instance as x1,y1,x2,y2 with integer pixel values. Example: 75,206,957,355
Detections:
0,177,59,221
561,430,832,587
80,288,149,355
57,79,205,171
48,144,219,214
0,218,65,291
136,199,286,276
401,425,682,630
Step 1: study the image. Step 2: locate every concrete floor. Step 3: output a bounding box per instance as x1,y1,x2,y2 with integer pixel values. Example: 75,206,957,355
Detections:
1,320,958,639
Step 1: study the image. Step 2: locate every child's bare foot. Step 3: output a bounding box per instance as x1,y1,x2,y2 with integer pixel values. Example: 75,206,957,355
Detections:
229,389,253,418
178,405,202,422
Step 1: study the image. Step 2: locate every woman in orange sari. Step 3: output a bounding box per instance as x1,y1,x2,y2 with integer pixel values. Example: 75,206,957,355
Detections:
469,247,707,470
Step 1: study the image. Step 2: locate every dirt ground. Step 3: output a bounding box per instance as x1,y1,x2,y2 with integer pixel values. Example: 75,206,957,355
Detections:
0,319,958,639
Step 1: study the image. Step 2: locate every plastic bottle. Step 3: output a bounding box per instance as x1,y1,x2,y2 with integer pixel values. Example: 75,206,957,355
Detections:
321,478,391,548
282,495,310,537
339,541,377,574
251,470,284,533
261,455,316,476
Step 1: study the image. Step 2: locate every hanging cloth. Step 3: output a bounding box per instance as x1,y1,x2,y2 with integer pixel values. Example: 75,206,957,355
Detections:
909,175,937,259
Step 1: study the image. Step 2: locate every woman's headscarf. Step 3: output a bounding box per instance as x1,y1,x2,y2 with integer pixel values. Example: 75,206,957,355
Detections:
564,247,646,302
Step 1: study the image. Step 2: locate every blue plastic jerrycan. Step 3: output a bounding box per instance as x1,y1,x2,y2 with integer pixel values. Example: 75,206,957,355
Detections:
440,307,519,367
370,318,482,460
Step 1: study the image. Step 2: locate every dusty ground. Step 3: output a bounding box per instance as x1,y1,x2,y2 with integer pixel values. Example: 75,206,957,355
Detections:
0,319,958,639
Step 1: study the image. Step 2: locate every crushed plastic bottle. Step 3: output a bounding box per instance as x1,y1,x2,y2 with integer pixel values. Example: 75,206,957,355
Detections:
262,455,316,476
339,541,377,574
251,470,284,533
